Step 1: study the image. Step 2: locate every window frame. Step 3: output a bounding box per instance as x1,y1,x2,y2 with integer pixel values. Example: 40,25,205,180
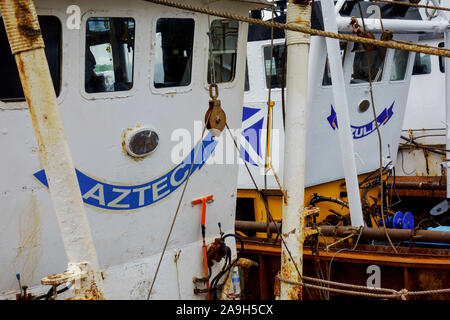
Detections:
204,18,242,91
80,11,138,100
349,44,388,86
244,59,250,92
0,10,65,109
321,40,348,88
439,42,445,74
387,48,413,84
411,51,432,76
150,13,198,94
262,43,286,90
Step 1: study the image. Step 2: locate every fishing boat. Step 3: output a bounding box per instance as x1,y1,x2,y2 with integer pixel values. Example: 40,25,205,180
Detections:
0,0,271,300
236,0,450,300
1,0,450,302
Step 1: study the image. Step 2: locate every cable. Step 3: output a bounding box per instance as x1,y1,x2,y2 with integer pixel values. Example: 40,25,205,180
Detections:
147,109,213,300
209,233,244,300
400,135,447,156
327,226,364,297
225,123,313,299
357,0,397,253
310,195,349,208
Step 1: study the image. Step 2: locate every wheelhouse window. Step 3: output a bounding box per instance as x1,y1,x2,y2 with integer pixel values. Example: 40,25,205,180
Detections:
351,44,387,84
208,19,239,84
439,42,445,73
412,52,431,75
0,16,61,102
85,17,135,93
322,41,346,86
390,50,409,81
154,18,195,88
264,44,285,89
244,60,250,91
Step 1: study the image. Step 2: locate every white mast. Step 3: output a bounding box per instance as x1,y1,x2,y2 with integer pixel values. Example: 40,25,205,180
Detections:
280,0,311,300
321,0,365,227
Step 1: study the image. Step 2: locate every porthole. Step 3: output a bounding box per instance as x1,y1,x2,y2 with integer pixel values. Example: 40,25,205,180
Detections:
125,128,159,158
358,99,370,113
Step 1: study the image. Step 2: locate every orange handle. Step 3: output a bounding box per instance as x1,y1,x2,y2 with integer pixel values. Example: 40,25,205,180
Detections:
192,195,214,226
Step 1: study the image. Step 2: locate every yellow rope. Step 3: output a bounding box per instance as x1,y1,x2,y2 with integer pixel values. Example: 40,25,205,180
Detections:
142,0,450,58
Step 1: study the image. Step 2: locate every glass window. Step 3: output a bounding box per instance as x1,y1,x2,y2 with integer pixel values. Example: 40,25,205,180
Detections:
264,45,285,89
153,18,195,88
412,52,431,75
351,45,387,84
85,17,135,93
322,42,347,86
0,16,61,102
439,42,445,73
208,19,239,84
390,50,409,81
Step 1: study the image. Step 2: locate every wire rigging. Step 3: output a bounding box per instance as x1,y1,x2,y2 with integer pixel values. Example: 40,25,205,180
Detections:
225,123,314,299
356,0,398,253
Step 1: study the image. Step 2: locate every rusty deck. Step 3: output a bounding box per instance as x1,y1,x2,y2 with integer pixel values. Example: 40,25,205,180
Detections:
237,238,450,300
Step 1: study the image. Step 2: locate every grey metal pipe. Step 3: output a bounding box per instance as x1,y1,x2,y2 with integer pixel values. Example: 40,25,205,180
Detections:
392,180,446,190
235,220,450,244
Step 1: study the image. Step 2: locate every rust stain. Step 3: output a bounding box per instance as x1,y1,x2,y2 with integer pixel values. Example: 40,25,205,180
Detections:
15,54,48,164
121,128,145,162
281,254,303,300
14,0,42,46
13,193,42,285
236,258,258,269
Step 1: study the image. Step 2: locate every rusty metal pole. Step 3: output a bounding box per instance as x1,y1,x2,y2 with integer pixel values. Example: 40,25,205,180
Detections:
280,0,311,300
0,0,104,299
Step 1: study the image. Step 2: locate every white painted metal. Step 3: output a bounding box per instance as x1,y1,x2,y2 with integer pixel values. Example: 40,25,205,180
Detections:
280,1,311,301
321,0,364,227
0,0,266,300
394,1,449,179
336,16,448,33
0,0,104,298
334,0,346,14
396,36,446,178
239,34,417,190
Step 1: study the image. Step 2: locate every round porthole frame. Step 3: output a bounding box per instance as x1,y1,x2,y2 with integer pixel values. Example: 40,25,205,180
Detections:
124,127,160,158
358,99,370,113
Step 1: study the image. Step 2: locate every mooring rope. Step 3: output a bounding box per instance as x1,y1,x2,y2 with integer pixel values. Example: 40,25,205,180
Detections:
278,275,450,299
142,0,450,57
